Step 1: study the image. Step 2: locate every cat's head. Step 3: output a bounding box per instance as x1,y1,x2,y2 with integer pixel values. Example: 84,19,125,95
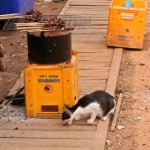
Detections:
61,104,72,125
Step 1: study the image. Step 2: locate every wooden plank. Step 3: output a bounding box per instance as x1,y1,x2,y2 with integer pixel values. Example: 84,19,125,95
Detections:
80,84,106,91
92,48,123,150
79,57,112,62
65,11,109,15
59,0,72,15
68,8,109,11
69,6,109,10
86,29,107,34
70,3,110,6
80,89,106,95
70,0,110,2
79,87,106,96
0,130,95,139
0,147,91,150
8,72,24,96
72,37,106,42
91,20,108,25
79,62,111,68
0,138,93,147
0,120,96,131
78,53,111,57
72,34,106,39
74,47,112,52
79,70,109,77
105,48,123,95
79,79,106,84
74,48,112,53
73,43,109,50
79,76,108,81
65,12,109,17
74,26,107,29
79,58,111,62
111,93,123,131
79,65,110,70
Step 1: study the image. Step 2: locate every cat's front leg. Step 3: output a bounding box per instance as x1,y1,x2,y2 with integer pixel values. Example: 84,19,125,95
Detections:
68,108,83,125
74,115,82,121
87,112,97,124
101,116,109,121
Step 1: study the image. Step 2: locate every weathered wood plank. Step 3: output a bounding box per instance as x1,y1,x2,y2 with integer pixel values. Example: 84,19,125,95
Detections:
66,11,109,15
65,12,109,17
79,57,112,62
78,53,111,57
79,87,106,96
92,48,123,150
72,43,109,50
79,70,109,77
8,72,24,96
111,93,123,131
80,83,105,90
69,6,109,10
79,79,106,84
59,0,72,15
72,37,106,42
79,76,109,80
0,130,95,139
79,62,111,68
0,138,93,147
79,65,110,70
0,119,97,131
0,147,91,150
70,3,110,6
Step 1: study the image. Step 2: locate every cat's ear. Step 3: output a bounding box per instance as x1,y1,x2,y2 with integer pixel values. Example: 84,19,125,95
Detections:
64,104,72,115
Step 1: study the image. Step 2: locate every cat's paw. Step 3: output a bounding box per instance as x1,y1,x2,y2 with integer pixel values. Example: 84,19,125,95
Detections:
68,120,73,125
87,119,94,124
62,119,73,125
101,116,108,121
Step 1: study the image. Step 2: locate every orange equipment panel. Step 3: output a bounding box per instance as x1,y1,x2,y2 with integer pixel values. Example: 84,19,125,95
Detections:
107,0,147,49
24,51,79,118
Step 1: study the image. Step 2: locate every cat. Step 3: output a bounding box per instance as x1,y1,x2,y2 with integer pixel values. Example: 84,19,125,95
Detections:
61,90,116,125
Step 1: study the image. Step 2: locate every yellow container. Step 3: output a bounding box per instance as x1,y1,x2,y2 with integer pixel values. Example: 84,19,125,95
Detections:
107,0,147,49
24,51,79,118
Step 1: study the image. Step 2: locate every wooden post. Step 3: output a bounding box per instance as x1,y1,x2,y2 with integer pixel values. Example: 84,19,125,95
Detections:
0,42,6,71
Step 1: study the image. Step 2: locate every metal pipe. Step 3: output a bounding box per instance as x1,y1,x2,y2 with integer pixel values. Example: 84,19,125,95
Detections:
125,0,131,9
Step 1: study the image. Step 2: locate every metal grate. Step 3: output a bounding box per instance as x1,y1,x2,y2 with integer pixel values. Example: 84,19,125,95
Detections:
3,18,30,30
3,15,91,33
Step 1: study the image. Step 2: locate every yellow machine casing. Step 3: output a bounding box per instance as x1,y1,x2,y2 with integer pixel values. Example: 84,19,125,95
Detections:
107,0,147,49
24,51,79,118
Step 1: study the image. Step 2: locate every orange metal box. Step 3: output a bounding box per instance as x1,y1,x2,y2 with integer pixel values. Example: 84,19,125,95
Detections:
107,0,147,49
24,51,79,118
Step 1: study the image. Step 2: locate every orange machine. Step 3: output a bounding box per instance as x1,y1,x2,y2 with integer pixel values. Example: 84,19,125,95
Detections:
24,51,79,118
107,0,147,49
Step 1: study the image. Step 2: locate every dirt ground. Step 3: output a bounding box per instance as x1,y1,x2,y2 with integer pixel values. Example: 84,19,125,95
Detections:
0,1,150,150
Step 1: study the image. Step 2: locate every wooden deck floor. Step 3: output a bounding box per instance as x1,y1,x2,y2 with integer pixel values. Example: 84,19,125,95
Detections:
0,0,123,150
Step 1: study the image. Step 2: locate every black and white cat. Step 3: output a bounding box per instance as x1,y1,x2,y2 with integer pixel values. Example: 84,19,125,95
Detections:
62,90,116,125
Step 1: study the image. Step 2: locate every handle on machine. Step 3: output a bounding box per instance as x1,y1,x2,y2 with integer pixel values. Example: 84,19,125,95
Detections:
125,0,131,9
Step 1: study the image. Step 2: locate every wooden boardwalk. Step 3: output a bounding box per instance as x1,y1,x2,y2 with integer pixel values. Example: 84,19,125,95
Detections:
0,0,123,150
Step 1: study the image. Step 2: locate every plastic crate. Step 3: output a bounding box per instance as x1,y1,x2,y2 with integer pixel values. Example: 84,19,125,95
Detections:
0,0,34,15
107,0,147,49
